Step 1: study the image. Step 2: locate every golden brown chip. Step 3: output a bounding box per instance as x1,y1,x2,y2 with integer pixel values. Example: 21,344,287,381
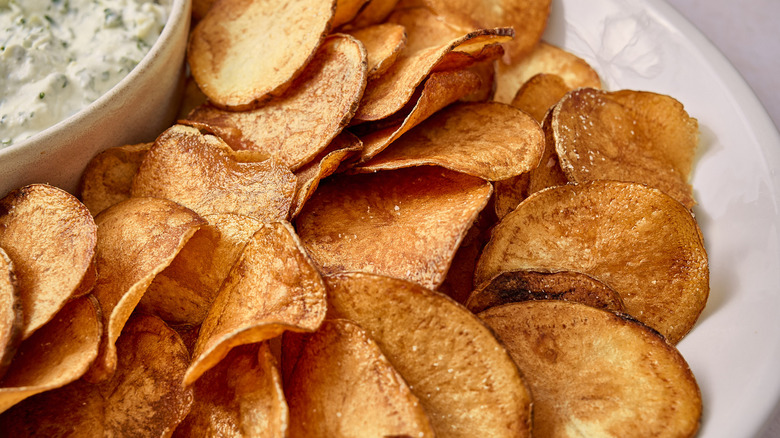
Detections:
78,142,152,216
346,23,407,79
0,295,101,413
131,125,297,221
187,0,337,109
184,221,326,386
511,72,570,123
494,108,567,219
87,197,205,382
494,41,602,104
325,273,532,438
296,166,492,289
192,0,217,21
356,68,483,162
177,76,208,119
0,249,21,379
0,184,97,340
287,319,434,438
333,0,370,27
354,6,513,122
344,0,399,29
183,34,368,171
141,213,264,325
466,269,625,314
290,132,363,218
0,313,193,435
474,181,709,344
480,301,702,438
357,102,544,180
174,343,287,437
552,88,699,209
411,0,550,59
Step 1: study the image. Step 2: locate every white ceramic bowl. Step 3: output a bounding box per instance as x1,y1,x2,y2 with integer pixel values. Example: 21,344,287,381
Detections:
0,0,191,197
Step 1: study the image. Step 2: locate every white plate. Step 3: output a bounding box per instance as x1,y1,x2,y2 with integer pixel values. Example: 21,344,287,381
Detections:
547,0,780,436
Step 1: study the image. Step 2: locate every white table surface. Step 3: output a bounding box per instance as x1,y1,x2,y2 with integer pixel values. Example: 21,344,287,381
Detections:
663,1,780,436
665,0,780,132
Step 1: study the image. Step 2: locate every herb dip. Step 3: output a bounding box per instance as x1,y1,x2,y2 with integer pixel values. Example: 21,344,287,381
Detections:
0,0,170,148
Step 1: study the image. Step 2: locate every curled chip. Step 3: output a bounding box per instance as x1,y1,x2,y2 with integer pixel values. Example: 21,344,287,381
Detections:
132,125,297,221
175,343,288,437
480,301,701,438
354,6,513,122
552,88,699,208
466,269,625,314
475,181,709,344
0,313,193,435
0,295,101,413
184,34,368,171
0,249,21,379
325,273,532,438
495,41,602,104
413,0,551,59
357,102,544,181
296,166,492,290
141,213,264,325
290,132,363,218
188,0,337,109
78,142,152,216
356,68,484,162
346,23,407,79
184,221,327,386
0,184,97,340
287,319,434,438
87,197,205,382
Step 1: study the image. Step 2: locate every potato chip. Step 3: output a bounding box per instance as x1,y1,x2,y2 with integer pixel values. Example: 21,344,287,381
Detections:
494,41,602,104
346,23,407,79
356,68,483,162
141,213,264,325
510,72,570,123
174,343,287,437
78,142,152,216
343,0,398,29
177,76,208,119
552,88,699,208
183,34,368,170
290,132,363,218
0,249,21,379
0,184,97,340
87,197,205,382
357,102,544,180
466,269,625,314
412,0,550,59
354,6,513,122
0,313,193,435
494,109,566,219
0,295,101,413
325,272,532,438
131,125,297,221
480,301,701,438
187,0,337,109
333,0,370,27
184,221,326,386
287,319,434,437
296,166,492,289
475,181,709,344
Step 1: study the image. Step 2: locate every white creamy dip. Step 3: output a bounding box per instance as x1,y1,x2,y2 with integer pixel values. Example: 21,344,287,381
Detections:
0,0,169,148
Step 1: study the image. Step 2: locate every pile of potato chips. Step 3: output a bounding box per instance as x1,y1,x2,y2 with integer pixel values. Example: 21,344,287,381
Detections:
0,0,709,436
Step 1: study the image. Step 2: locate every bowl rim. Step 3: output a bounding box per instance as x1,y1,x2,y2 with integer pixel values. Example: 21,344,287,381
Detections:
0,0,191,159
